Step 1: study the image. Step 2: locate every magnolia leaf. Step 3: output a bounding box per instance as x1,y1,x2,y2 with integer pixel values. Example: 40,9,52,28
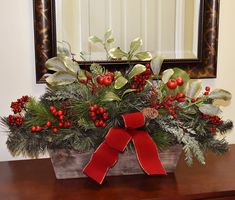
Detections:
102,92,121,102
199,104,222,116
186,80,202,98
129,38,143,54
128,64,146,79
209,89,232,101
122,89,137,97
45,57,67,72
106,38,115,44
77,70,87,81
109,47,127,59
162,69,174,83
88,36,102,44
114,76,128,89
135,51,152,61
63,57,80,74
150,55,164,76
104,29,112,40
45,71,77,86
57,46,71,57
114,71,122,79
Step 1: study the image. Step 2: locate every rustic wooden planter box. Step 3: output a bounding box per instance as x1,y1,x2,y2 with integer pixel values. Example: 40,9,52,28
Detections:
49,145,182,179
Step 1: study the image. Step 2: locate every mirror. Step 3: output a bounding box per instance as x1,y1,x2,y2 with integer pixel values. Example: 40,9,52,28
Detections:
56,0,199,61
33,0,219,83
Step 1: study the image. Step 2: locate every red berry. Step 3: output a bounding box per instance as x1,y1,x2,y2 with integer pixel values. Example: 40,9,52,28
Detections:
53,127,58,133
144,69,152,75
89,112,96,117
96,76,104,84
57,110,63,116
167,79,178,90
59,115,64,121
99,120,105,127
103,113,109,120
52,110,58,116
49,106,55,111
204,91,209,96
176,92,185,99
91,116,97,121
35,126,42,131
46,121,52,127
130,85,136,89
178,98,185,103
176,77,184,86
58,122,63,127
89,106,96,112
93,104,99,110
101,122,107,128
191,98,196,103
98,107,105,114
103,76,113,86
205,86,211,92
79,78,88,84
95,120,100,127
31,126,36,132
145,63,151,69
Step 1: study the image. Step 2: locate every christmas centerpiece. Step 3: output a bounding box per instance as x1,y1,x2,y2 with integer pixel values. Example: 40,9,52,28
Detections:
1,33,233,184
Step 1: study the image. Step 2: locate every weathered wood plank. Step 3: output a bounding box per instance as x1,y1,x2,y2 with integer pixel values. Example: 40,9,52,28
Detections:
49,145,182,179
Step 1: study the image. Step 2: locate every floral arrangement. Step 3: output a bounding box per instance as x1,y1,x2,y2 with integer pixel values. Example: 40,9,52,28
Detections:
0,32,233,184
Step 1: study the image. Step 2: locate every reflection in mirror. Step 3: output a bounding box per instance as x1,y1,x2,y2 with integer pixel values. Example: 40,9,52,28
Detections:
56,0,200,61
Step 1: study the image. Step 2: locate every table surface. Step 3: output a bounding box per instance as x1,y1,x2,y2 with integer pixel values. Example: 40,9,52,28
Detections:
1,145,235,200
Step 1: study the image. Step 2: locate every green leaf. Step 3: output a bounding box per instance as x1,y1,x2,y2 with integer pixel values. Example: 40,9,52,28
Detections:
63,57,80,74
45,71,77,86
129,38,143,54
106,38,115,44
102,92,121,102
88,36,103,44
199,104,221,116
209,89,232,101
122,89,137,98
128,64,146,79
109,47,128,59
114,71,122,79
186,80,202,98
134,51,152,61
104,29,112,41
162,69,174,83
45,57,67,72
114,76,128,89
150,55,164,76
57,46,71,57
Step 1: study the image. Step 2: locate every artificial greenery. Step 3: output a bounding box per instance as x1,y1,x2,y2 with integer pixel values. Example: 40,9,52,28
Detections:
1,53,233,167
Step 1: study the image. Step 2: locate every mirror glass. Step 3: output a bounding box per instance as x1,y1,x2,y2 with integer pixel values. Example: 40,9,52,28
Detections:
56,0,200,61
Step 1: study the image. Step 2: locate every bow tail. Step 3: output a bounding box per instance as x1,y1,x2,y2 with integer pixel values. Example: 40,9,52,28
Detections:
131,130,166,175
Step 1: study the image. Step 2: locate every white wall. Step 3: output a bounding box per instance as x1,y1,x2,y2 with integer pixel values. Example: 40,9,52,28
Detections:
0,0,235,161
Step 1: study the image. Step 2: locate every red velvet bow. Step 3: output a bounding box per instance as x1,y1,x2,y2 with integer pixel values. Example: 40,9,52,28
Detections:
83,112,166,184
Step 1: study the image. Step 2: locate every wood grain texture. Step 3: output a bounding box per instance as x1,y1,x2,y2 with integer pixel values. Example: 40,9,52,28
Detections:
1,145,235,199
48,145,182,179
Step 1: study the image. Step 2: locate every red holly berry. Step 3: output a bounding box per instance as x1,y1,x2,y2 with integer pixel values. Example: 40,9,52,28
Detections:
178,98,185,103
176,92,185,99
145,63,151,69
35,126,42,131
53,127,58,133
57,110,63,116
79,78,88,84
31,126,36,132
167,79,178,89
102,76,113,86
204,91,209,96
131,85,137,89
59,115,64,121
205,86,211,92
98,107,105,114
191,98,196,103
103,113,109,120
50,106,55,111
96,76,104,84
89,111,96,117
95,120,100,127
46,121,52,127
176,77,184,86
58,122,63,127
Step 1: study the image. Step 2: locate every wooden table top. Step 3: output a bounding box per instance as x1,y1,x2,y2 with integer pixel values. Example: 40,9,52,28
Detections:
1,145,235,200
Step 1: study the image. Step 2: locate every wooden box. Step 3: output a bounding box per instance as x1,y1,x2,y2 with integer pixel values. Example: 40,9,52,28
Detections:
49,145,182,179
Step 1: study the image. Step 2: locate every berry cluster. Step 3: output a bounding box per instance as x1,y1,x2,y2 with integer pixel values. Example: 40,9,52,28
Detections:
10,96,29,114
166,77,184,90
8,115,24,126
31,106,72,134
130,64,152,92
202,114,222,133
96,72,115,86
204,86,211,96
89,104,109,128
161,95,183,118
